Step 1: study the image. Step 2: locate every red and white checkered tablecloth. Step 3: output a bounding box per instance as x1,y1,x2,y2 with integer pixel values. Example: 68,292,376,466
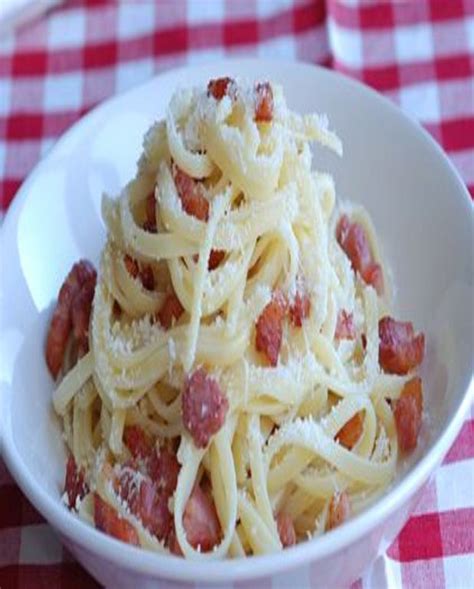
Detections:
0,1,472,588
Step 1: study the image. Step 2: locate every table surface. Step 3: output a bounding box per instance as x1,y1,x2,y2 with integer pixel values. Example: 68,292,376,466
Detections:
0,1,473,588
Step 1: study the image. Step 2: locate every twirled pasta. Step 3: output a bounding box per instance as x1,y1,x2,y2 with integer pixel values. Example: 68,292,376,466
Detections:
50,78,425,559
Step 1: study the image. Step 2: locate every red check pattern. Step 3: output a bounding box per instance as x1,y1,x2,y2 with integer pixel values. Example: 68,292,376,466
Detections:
0,1,473,587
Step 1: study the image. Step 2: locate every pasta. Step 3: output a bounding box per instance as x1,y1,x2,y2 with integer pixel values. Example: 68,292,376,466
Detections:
47,77,425,558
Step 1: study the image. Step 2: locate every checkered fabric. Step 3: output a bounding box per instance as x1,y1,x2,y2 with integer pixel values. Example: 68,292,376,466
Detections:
0,1,472,587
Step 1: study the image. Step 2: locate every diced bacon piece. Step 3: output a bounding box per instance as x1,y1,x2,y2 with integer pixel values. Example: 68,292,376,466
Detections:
167,525,184,556
182,368,229,449
140,265,155,291
362,262,384,296
160,481,221,553
276,512,296,548
116,466,173,541
113,300,122,316
173,166,209,221
46,301,71,379
208,249,226,271
116,467,150,516
336,214,371,270
76,338,89,360
71,274,96,355
327,492,350,530
336,215,384,295
113,464,135,501
157,292,184,330
134,478,156,522
394,377,423,452
193,249,225,270
335,413,363,449
289,289,311,328
148,446,180,496
64,455,88,510
145,193,157,232
379,317,425,375
124,254,139,279
255,292,286,366
207,77,234,100
123,425,153,460
71,277,95,340
143,220,157,233
124,255,155,291
71,260,95,286
335,310,356,340
255,82,274,122
183,484,221,552
93,493,139,546
139,484,173,541
45,260,97,378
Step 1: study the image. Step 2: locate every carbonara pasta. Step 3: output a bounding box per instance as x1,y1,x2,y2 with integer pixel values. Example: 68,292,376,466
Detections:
46,77,425,558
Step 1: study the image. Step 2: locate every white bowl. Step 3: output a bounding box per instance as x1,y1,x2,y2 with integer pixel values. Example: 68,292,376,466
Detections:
0,59,472,588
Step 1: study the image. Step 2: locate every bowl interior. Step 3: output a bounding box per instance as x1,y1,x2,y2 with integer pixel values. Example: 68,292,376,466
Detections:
0,59,472,581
